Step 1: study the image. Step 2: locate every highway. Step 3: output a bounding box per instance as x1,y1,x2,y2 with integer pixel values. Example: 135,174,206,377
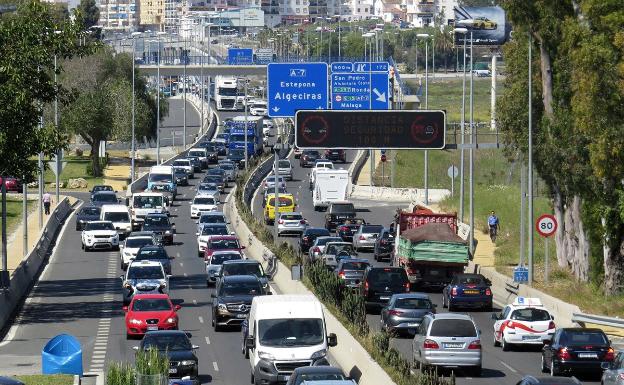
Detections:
249,150,602,385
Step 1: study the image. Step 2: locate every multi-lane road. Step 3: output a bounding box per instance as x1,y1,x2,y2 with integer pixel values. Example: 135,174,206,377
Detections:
0,102,601,385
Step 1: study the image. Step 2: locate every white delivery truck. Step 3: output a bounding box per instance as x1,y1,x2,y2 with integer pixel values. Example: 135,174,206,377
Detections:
130,192,169,230
244,295,337,385
215,76,240,111
147,165,177,198
100,204,132,238
312,169,349,211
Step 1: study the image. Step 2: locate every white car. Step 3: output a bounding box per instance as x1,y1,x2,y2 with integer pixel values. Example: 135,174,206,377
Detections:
249,101,268,116
81,220,119,251
172,159,194,178
492,297,556,351
196,224,230,257
122,260,170,305
262,119,275,136
190,194,220,218
119,233,155,270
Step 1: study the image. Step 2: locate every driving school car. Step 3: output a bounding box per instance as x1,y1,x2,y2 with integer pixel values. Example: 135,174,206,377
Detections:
492,297,556,351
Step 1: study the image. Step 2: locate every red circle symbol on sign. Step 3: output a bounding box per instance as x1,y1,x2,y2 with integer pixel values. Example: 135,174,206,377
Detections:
381,154,387,162
410,115,440,145
535,214,557,237
300,115,330,145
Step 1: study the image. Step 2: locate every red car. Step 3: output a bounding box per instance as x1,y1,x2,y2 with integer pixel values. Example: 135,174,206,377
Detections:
123,294,180,339
203,235,245,261
0,176,22,192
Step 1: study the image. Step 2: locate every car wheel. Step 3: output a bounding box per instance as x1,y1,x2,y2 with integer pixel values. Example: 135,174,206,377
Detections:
198,251,203,258
550,358,559,376
501,337,511,351
126,333,131,340
541,354,548,373
493,332,500,347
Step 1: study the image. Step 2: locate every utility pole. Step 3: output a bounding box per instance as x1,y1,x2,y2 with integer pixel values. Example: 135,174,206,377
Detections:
183,37,187,149
528,33,534,284
469,30,475,255
156,34,162,164
54,54,60,204
244,81,249,171
22,176,27,256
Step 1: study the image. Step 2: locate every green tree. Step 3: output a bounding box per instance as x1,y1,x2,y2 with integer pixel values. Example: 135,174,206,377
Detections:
0,1,91,181
76,0,99,29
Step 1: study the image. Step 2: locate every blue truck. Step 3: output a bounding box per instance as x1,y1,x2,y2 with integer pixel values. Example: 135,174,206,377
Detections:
226,116,264,165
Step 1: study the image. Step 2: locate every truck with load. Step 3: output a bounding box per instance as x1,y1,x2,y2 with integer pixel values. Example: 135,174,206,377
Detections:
392,207,469,290
227,116,263,161
312,169,349,211
215,76,241,111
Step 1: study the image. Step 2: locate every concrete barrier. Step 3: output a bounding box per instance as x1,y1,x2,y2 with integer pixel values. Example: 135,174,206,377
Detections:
350,185,450,203
0,198,74,335
223,187,396,385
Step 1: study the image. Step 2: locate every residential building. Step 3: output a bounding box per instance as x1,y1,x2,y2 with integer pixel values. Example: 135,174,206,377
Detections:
344,0,372,21
98,0,139,30
139,0,165,29
402,0,456,27
279,0,309,23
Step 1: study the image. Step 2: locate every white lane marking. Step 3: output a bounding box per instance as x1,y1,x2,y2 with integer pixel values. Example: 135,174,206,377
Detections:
177,252,181,258
184,272,188,277
198,316,204,324
499,360,519,374
205,336,211,345
193,299,197,305
213,361,219,371
179,262,184,267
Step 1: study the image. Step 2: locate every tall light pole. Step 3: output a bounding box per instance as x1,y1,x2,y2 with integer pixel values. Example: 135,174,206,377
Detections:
53,30,61,204
183,35,187,149
528,33,534,284
156,32,166,164
454,28,468,222
131,31,141,183
417,33,430,205
244,80,249,171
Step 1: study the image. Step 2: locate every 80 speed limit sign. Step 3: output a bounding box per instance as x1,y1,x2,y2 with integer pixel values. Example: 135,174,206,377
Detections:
536,214,558,238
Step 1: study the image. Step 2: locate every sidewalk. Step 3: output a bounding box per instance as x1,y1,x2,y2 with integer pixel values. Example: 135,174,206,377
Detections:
103,164,130,192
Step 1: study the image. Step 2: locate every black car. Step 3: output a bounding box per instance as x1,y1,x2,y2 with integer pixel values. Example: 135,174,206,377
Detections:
135,245,174,275
202,174,225,192
324,149,346,163
174,167,189,186
75,206,101,230
515,376,583,385
142,213,176,245
138,331,199,380
285,366,347,385
299,228,331,254
335,219,366,242
300,150,321,167
211,275,266,331
360,267,410,311
186,156,202,172
90,184,114,200
212,141,227,156
373,228,395,262
207,167,228,186
542,328,614,376
90,191,119,207
324,202,356,231
227,148,246,168
199,141,220,162
217,260,270,293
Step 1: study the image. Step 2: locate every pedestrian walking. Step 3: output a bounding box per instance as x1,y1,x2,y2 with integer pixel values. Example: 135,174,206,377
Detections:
43,191,52,215
488,211,499,242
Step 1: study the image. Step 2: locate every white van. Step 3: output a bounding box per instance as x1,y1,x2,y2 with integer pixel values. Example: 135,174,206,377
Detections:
130,192,169,230
244,295,337,385
312,169,349,211
100,204,132,238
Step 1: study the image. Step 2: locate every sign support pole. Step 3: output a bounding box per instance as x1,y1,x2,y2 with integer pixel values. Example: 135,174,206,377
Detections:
544,237,549,283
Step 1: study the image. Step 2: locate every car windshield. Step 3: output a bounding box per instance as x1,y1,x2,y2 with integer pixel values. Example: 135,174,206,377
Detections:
189,150,204,157
80,207,100,216
394,298,433,310
201,226,228,236
93,194,117,203
331,204,355,213
174,169,186,176
203,176,221,183
222,263,263,277
200,215,225,224
85,222,114,231
295,373,345,385
229,134,249,142
92,186,113,193
133,196,163,208
326,244,354,255
278,160,291,168
210,239,240,249
429,319,477,337
208,169,224,175
341,261,369,271
103,212,129,222
149,174,172,183
229,149,245,156
150,184,171,191
266,176,284,183
136,248,168,260
303,151,319,157
219,280,261,296
216,134,228,140
510,308,551,322
211,253,242,264
221,164,234,170
128,266,164,280
560,331,608,346
142,334,191,351
268,197,293,207
194,197,216,205
368,269,408,283
305,229,330,237
454,276,485,285
173,160,190,167
361,225,383,233
199,183,218,190
280,213,302,220
132,298,171,312
125,238,154,248
259,318,324,347
144,216,169,227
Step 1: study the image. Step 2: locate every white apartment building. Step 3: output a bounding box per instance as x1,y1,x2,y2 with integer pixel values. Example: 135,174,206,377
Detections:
97,0,139,30
401,0,456,27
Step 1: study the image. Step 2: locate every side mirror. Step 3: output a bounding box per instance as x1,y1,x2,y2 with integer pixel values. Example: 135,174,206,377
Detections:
192,345,200,350
327,333,338,347
543,339,552,345
166,274,172,279
601,362,612,370
122,306,128,312
246,336,255,349
230,231,236,235
174,304,182,311
211,293,216,298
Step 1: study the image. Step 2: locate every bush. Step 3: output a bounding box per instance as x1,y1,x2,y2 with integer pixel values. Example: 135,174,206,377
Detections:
106,362,134,385
75,148,83,157
135,347,169,375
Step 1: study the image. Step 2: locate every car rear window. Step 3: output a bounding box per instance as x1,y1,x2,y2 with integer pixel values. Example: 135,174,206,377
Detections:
361,225,383,233
331,203,355,213
429,319,477,337
305,229,330,237
454,275,485,285
280,213,302,220
268,197,293,207
81,207,100,216
560,331,608,346
395,298,433,310
342,261,369,270
510,308,551,321
367,268,408,283
278,160,291,168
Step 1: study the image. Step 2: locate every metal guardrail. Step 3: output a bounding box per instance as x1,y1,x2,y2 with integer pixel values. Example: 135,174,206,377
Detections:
572,313,624,329
505,281,520,295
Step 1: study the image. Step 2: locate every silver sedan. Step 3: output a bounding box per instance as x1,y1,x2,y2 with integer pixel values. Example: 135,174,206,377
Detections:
277,212,308,236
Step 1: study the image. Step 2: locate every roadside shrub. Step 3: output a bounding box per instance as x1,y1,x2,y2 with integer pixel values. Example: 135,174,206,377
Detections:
106,362,134,385
340,289,368,335
135,347,169,375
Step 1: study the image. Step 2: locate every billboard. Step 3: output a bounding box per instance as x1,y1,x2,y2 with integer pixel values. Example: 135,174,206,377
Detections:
453,6,510,46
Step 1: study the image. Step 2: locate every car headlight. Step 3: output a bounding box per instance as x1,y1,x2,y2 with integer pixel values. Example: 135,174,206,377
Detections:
166,317,176,324
180,360,196,366
311,349,327,359
217,303,227,311
159,282,167,288
129,318,142,325
258,351,275,361
123,281,133,289
165,230,171,234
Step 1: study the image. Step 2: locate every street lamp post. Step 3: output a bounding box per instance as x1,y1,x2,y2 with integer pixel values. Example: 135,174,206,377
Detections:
417,33,430,205
244,80,249,171
453,27,468,222
183,36,187,149
131,31,141,183
156,32,166,164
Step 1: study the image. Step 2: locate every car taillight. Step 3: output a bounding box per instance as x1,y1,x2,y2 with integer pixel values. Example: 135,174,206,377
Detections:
278,219,284,224
558,347,571,360
467,340,481,350
364,281,369,294
338,271,345,279
313,247,320,253
388,310,403,316
485,288,492,296
300,220,306,224
359,235,365,240
404,282,410,292
339,226,348,232
451,287,457,296
423,339,440,349
548,321,556,330
605,347,615,361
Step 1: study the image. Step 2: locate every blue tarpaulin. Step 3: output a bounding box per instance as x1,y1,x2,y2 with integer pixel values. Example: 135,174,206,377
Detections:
42,334,83,375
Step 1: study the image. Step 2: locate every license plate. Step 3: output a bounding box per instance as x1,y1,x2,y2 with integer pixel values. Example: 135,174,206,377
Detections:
464,290,479,294
522,335,540,340
444,343,463,349
169,368,177,374
579,353,598,358
236,314,247,318
408,323,419,327
147,326,158,331
380,296,390,300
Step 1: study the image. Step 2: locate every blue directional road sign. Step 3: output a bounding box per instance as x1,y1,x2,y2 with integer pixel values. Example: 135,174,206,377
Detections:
331,62,353,73
267,63,328,118
331,71,389,110
227,48,253,65
352,62,390,73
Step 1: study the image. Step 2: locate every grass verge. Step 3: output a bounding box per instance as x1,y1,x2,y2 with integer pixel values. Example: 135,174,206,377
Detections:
0,198,36,248
41,154,104,191
15,375,74,385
